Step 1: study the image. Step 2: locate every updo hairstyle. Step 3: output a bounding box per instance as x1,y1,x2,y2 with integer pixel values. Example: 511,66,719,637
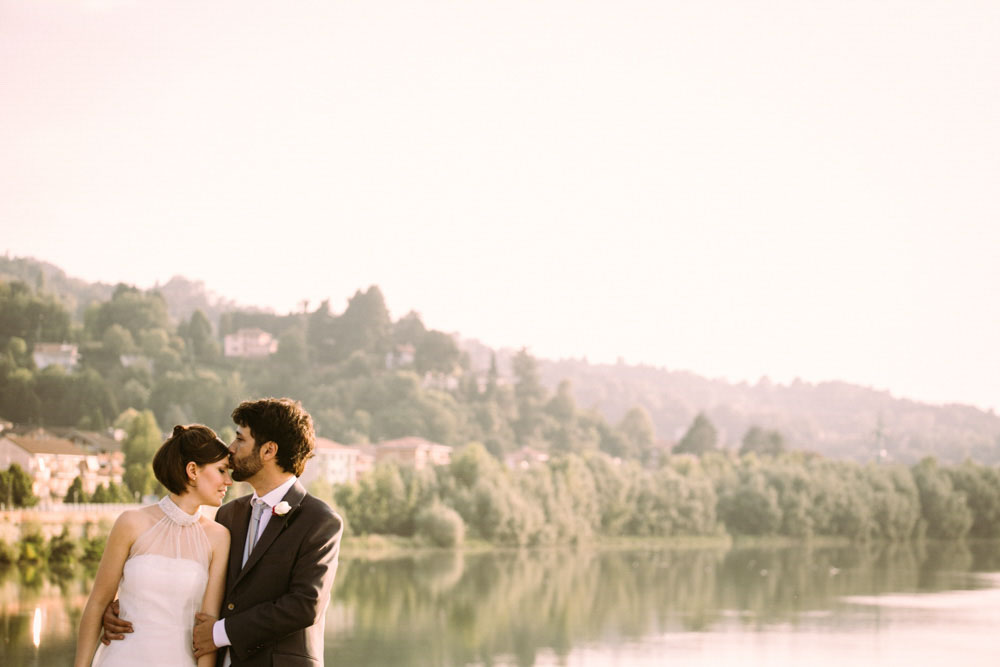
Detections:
152,424,230,495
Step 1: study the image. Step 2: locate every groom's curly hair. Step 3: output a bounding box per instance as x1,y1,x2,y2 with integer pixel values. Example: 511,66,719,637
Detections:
231,398,315,476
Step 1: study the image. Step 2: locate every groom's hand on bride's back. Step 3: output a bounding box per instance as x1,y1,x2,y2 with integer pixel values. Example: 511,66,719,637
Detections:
100,599,134,645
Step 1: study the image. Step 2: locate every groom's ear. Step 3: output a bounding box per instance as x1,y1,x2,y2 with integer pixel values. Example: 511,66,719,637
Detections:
260,441,278,461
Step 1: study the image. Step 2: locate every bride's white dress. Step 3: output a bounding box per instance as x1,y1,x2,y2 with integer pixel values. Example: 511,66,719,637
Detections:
92,496,211,667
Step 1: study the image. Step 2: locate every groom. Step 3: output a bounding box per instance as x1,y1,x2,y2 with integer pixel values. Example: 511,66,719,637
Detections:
104,397,343,666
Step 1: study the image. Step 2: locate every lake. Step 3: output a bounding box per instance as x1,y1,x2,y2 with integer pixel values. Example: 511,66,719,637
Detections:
4,540,1000,666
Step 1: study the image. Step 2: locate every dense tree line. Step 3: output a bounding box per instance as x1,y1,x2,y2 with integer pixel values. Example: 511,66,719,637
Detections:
328,447,1000,546
0,279,663,463
3,275,999,544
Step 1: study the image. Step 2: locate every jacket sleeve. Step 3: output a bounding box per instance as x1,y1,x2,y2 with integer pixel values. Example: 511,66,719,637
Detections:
225,501,342,661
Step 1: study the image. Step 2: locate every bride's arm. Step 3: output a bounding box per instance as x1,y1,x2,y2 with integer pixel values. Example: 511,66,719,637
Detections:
74,512,139,667
196,523,230,667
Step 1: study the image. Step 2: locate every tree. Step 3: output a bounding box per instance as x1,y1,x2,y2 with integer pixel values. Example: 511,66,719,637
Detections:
415,330,461,375
545,381,577,424
123,463,155,499
0,464,39,507
180,309,219,362
0,280,72,347
306,300,338,363
333,286,392,361
90,483,112,503
740,426,785,457
64,476,88,503
674,412,718,456
392,310,427,346
102,324,136,357
617,406,656,464
512,348,546,444
89,284,170,340
122,410,162,467
912,457,973,539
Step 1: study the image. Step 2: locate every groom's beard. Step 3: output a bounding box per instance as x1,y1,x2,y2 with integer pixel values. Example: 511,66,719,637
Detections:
231,447,264,482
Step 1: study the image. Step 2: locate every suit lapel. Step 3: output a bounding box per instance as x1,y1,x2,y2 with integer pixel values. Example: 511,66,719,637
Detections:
227,496,252,589
234,481,307,586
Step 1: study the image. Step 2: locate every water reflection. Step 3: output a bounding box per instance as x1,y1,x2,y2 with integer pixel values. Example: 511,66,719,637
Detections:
1,541,998,666
324,541,997,666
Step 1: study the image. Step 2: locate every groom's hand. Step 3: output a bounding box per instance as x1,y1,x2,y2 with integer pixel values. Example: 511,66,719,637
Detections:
193,612,218,658
100,599,133,645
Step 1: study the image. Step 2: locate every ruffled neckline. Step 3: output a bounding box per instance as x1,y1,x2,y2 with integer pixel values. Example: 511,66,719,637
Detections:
158,495,201,526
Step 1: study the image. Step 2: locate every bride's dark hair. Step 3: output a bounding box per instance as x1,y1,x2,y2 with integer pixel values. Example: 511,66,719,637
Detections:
152,424,230,494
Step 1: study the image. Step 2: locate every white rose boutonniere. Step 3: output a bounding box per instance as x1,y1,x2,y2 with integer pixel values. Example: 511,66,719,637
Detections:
272,501,292,516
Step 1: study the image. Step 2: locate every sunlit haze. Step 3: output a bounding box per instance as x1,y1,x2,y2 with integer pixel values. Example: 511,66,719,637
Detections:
2,0,998,412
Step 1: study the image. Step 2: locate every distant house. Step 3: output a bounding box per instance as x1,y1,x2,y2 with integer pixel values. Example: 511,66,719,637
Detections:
32,343,80,371
0,432,119,502
385,343,416,370
354,445,376,479
505,446,550,470
421,373,459,391
375,437,452,470
300,437,360,488
48,427,124,454
223,328,278,358
49,427,126,482
120,354,152,371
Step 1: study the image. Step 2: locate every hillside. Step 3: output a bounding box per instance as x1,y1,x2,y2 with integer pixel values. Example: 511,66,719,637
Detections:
456,348,1000,464
3,254,998,464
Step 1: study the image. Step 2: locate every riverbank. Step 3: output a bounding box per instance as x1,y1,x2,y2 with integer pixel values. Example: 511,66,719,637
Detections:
338,532,863,557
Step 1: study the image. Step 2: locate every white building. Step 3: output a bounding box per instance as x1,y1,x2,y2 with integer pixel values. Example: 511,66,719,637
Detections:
223,328,278,358
0,432,119,502
300,437,360,488
375,437,452,470
32,343,79,370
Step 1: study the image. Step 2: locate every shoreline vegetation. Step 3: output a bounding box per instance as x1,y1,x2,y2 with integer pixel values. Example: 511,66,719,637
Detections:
2,261,998,571
3,446,997,566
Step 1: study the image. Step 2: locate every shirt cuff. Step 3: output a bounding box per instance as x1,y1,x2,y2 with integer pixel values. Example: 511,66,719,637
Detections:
213,619,231,648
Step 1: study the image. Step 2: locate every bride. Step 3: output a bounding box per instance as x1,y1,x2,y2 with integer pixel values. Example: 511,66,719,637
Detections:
75,425,232,667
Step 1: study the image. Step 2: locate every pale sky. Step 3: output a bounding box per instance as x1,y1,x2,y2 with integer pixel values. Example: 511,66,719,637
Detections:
2,0,998,412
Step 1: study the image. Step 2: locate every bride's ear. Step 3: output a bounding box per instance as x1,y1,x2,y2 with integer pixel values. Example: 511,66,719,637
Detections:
186,461,199,485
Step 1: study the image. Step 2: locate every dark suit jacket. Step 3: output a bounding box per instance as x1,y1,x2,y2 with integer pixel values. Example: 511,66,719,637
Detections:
215,481,342,667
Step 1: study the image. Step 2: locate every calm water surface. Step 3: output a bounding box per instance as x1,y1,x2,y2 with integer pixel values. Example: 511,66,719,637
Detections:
4,541,999,666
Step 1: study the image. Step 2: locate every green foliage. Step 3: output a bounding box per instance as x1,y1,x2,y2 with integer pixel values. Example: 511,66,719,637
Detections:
88,284,170,340
81,533,108,564
0,279,72,346
333,286,393,361
0,464,39,507
64,476,88,503
18,524,45,563
740,426,785,457
414,502,465,547
912,457,973,539
0,538,15,564
47,526,78,565
674,412,718,456
123,463,155,498
122,409,162,467
512,348,547,444
334,462,434,537
415,330,461,375
179,309,220,362
947,461,1000,538
617,406,656,463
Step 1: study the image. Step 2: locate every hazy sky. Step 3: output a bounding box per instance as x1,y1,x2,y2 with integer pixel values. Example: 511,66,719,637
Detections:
2,0,998,412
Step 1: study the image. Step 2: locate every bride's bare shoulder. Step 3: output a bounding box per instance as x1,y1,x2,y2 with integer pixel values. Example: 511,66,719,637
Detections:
112,505,159,537
200,516,231,552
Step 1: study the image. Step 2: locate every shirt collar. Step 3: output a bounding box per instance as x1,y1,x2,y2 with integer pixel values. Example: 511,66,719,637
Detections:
251,475,297,509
